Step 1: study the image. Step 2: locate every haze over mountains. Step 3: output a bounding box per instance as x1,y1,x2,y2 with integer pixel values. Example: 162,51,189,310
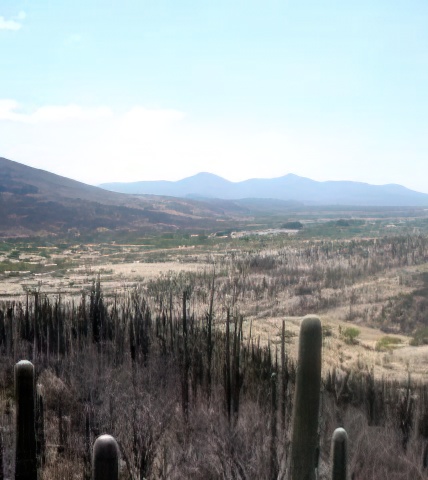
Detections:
1,156,428,238
100,172,428,207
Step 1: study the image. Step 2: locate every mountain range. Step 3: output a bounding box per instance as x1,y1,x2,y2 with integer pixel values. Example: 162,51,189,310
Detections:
100,172,428,207
1,156,428,238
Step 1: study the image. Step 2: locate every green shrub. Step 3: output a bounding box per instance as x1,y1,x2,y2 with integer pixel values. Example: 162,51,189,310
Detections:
375,336,402,351
341,327,360,345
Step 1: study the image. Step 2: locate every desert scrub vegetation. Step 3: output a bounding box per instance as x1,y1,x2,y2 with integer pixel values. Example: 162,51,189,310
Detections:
2,234,428,346
197,234,428,330
0,283,428,478
375,335,403,351
374,271,428,334
341,327,361,345
409,327,428,346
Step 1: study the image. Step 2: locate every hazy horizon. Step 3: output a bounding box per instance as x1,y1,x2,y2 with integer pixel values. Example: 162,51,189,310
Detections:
99,170,428,195
1,1,427,193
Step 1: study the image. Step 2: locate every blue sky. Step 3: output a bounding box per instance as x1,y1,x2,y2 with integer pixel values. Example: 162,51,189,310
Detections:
1,1,428,192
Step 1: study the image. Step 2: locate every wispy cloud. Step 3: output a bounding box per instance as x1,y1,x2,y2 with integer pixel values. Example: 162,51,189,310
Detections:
0,99,348,186
1,99,425,193
0,100,188,183
0,11,26,31
0,100,112,123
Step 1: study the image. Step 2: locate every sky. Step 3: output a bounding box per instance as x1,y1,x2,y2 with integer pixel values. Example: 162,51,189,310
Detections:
1,1,428,193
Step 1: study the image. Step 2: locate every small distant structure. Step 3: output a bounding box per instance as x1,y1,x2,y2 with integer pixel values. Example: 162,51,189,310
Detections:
231,228,299,238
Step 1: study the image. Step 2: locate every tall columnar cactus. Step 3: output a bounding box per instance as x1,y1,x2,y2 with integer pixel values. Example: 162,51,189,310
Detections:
331,428,348,480
92,435,119,480
289,315,322,480
15,360,38,480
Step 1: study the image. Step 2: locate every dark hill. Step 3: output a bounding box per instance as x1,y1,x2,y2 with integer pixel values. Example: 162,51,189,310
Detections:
0,158,250,237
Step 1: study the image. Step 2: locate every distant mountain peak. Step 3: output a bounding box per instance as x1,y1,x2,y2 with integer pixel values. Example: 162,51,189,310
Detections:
182,171,231,182
100,171,428,207
192,171,224,178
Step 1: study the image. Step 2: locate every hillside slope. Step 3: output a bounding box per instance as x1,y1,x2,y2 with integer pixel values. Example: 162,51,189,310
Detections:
0,158,249,236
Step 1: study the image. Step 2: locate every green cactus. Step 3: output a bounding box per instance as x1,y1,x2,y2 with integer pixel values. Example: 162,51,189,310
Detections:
92,435,119,480
289,315,322,480
331,428,348,480
15,360,38,480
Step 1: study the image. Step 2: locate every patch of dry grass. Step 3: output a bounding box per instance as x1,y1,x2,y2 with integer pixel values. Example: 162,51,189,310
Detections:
1,238,428,382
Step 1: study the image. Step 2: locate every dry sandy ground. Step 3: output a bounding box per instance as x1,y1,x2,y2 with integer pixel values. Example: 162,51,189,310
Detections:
244,314,427,383
1,255,427,383
93,260,206,278
0,261,207,297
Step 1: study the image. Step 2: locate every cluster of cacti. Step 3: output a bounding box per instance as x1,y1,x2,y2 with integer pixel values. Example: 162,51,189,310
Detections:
8,317,348,480
11,360,121,480
2,284,428,478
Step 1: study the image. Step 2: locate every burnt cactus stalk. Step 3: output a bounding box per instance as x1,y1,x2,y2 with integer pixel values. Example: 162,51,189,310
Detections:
331,428,348,480
84,407,92,480
290,315,322,480
15,360,38,480
0,429,4,480
231,314,244,420
181,291,190,420
35,385,45,467
224,308,231,422
92,435,119,480
280,319,289,431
